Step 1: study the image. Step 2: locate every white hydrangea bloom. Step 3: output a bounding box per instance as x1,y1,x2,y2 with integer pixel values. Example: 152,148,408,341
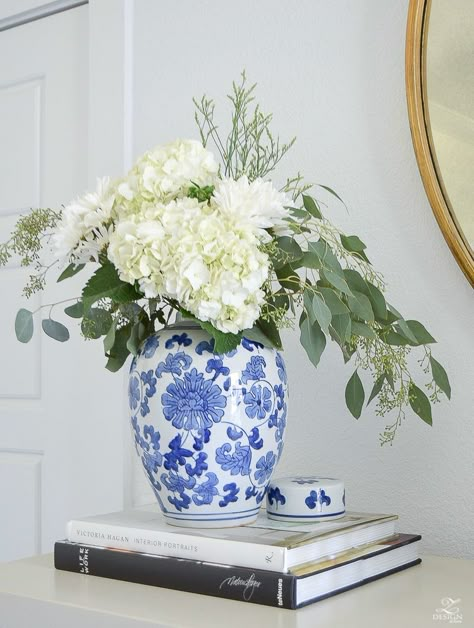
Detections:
108,196,269,334
212,175,290,241
116,139,219,215
51,177,116,263
51,140,286,334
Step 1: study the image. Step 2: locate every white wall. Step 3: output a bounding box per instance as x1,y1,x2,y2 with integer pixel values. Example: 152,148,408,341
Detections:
129,0,474,558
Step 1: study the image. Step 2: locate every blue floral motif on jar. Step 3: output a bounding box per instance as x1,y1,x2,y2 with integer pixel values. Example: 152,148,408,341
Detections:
275,353,287,384
241,356,266,383
128,376,140,410
192,472,219,505
216,442,251,476
129,325,289,528
241,338,264,351
244,384,272,419
255,451,276,484
165,333,192,349
205,358,230,381
156,352,192,377
142,335,160,359
161,368,227,430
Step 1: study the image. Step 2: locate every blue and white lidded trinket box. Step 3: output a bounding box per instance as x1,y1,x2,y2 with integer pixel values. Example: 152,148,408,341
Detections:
266,476,345,522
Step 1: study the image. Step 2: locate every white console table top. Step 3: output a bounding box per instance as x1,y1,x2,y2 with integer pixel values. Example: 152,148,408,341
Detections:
0,554,472,627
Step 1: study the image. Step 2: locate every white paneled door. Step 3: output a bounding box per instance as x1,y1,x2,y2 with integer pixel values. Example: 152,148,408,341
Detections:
0,2,132,562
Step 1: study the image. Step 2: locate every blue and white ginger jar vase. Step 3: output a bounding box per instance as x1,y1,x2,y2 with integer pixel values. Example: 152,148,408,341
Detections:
128,320,288,527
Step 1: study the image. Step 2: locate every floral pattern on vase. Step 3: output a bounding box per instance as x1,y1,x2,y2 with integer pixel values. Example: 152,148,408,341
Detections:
129,323,288,528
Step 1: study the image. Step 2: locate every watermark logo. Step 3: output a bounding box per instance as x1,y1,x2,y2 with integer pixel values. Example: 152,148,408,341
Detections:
433,597,463,624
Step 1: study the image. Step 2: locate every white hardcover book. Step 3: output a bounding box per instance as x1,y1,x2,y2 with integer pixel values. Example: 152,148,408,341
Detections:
66,506,397,573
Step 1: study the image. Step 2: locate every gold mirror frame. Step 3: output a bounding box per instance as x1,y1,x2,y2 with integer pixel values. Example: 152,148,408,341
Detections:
406,0,474,286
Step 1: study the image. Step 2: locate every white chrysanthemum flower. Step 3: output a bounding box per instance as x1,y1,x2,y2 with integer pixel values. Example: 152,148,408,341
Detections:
51,177,117,263
116,139,219,215
108,195,269,334
212,175,290,241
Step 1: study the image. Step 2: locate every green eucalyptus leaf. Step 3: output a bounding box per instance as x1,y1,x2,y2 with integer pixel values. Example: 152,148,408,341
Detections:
105,356,127,372
275,264,301,292
308,240,343,274
242,325,277,349
396,319,419,345
81,308,113,339
103,319,117,353
343,271,387,321
345,370,365,419
42,318,70,342
300,317,326,368
127,321,146,355
319,287,349,315
342,343,356,364
406,320,436,345
311,293,332,334
385,370,395,391
302,194,322,219
273,236,303,269
347,290,374,322
268,292,290,318
340,235,366,253
119,302,142,320
15,308,34,343
365,282,387,321
343,269,367,293
57,263,85,283
301,251,322,269
320,268,353,297
256,318,282,350
380,329,411,346
367,373,385,405
387,304,403,321
105,323,132,372
380,310,400,325
409,382,433,425
329,313,351,346
351,320,377,339
303,290,317,325
64,301,84,319
430,355,451,399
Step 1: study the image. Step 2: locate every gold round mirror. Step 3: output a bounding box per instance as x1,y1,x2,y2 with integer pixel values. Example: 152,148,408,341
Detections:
406,0,474,286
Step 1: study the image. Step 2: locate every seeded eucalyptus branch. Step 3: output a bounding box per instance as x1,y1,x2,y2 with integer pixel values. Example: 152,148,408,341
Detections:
0,208,61,297
193,73,450,443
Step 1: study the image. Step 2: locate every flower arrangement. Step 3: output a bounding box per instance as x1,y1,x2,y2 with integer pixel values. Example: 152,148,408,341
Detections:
0,74,450,444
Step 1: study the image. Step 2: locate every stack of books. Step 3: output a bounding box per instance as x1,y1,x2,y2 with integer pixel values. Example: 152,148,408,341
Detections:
54,507,421,609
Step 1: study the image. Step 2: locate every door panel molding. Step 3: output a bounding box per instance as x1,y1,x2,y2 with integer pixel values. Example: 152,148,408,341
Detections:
0,76,43,213
0,0,88,32
0,450,43,559
88,0,136,509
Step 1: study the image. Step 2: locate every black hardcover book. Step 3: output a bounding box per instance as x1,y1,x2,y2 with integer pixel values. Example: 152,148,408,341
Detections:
54,533,421,609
